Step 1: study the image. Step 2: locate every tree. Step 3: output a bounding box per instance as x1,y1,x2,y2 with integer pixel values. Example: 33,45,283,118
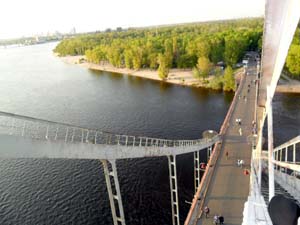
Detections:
286,44,300,77
197,57,211,80
223,66,235,91
209,67,223,90
158,54,169,79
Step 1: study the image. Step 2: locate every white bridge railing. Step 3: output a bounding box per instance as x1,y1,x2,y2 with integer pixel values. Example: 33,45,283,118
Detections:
0,111,219,148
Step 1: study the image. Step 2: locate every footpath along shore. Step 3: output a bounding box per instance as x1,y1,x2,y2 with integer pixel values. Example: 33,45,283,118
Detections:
59,55,300,93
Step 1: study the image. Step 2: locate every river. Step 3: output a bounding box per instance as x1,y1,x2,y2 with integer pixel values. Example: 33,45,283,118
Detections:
0,42,298,225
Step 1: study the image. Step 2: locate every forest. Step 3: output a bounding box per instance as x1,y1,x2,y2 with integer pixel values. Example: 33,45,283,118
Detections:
53,18,300,90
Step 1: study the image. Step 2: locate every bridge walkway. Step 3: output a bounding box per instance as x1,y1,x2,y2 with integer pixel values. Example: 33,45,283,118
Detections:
198,61,257,225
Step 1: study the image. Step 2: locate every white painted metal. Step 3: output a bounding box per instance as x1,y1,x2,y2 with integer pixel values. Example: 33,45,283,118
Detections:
293,144,296,164
0,134,218,160
102,160,126,225
101,160,119,225
285,147,288,173
194,151,200,193
110,160,126,225
168,155,180,225
267,86,275,201
0,111,219,150
259,0,300,108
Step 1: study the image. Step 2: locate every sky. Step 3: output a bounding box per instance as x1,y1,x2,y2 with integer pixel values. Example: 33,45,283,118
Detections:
0,0,265,39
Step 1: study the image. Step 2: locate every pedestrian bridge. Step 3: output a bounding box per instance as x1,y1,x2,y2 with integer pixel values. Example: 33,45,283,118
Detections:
0,110,219,225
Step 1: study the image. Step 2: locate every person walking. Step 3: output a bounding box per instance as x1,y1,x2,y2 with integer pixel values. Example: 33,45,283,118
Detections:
204,206,210,218
239,127,242,136
219,215,224,224
240,159,244,168
213,214,219,225
225,151,229,160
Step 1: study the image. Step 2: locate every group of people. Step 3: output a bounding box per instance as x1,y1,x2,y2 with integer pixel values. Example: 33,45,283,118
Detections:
204,206,224,224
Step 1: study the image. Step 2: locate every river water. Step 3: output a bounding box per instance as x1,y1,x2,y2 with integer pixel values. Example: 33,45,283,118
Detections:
0,42,298,225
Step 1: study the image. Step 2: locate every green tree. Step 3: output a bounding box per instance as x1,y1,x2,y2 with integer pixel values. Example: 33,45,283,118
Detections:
158,54,169,79
197,57,211,80
223,66,235,91
286,44,300,77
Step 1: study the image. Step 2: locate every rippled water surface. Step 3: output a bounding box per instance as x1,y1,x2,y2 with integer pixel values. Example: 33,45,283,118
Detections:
0,43,298,225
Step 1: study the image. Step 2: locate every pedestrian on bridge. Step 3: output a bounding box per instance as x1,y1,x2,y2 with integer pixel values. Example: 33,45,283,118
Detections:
219,215,224,224
213,214,219,225
204,206,210,218
239,127,242,136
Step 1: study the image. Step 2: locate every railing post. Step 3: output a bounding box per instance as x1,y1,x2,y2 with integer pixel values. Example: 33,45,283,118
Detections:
45,125,49,139
94,131,98,144
65,127,69,142
55,127,59,140
21,121,26,137
85,129,89,143
285,147,288,173
71,128,75,142
101,160,126,225
293,144,296,164
167,155,180,225
280,149,283,172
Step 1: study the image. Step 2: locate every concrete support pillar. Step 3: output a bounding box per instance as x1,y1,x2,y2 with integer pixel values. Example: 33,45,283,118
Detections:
267,86,275,201
168,155,180,225
101,160,126,225
194,151,200,193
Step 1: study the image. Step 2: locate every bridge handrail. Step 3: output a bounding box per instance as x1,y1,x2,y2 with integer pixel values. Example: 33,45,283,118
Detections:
0,111,219,148
273,135,300,153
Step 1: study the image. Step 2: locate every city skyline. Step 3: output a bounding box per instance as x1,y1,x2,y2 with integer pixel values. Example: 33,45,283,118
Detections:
0,0,265,40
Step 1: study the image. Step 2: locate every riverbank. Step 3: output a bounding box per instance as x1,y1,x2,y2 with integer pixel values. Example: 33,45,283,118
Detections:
276,73,300,93
60,55,226,89
60,55,300,93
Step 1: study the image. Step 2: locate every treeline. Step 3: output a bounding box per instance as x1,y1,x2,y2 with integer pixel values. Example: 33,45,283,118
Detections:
286,27,300,79
54,18,263,91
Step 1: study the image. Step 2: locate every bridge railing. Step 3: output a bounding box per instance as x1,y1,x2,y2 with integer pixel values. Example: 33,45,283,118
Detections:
272,135,300,174
0,111,218,148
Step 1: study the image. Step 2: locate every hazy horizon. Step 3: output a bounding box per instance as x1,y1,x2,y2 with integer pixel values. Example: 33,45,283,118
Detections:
0,0,265,40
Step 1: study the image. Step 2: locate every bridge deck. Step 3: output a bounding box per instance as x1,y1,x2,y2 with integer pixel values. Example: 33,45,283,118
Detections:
198,61,257,225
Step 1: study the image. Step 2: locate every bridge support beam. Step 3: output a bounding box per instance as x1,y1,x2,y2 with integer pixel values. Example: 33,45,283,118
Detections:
101,159,126,225
267,86,275,201
168,155,180,225
194,151,200,193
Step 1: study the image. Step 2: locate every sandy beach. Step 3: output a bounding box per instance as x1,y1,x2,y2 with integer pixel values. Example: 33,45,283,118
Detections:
60,55,213,88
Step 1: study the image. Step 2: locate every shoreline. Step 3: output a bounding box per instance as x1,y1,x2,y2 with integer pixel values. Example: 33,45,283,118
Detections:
60,55,212,88
59,55,300,93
